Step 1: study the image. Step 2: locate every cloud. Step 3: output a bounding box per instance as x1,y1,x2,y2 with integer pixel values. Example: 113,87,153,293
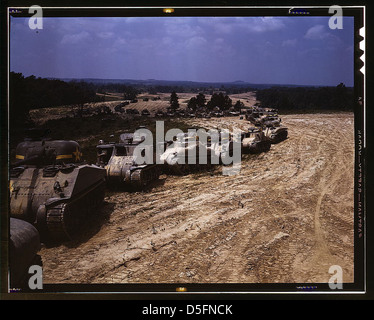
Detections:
97,32,114,39
304,25,330,40
61,31,90,44
184,36,207,49
250,17,285,32
282,38,297,47
198,17,285,35
166,19,204,38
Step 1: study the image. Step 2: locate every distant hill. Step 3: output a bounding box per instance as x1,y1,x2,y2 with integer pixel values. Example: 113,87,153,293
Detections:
47,77,322,90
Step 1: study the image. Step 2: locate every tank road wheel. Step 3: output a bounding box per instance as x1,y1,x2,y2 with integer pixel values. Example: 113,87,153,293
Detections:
130,170,144,190
279,131,288,142
202,162,212,172
44,181,106,241
273,131,288,144
249,145,258,154
262,141,271,152
175,164,190,176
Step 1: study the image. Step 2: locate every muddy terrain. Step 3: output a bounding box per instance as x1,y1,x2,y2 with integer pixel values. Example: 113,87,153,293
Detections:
39,112,354,285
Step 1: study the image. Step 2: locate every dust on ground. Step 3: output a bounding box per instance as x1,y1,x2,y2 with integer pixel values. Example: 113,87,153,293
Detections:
39,112,354,284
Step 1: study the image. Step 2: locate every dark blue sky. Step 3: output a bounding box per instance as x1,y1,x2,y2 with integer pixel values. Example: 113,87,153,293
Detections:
10,16,354,86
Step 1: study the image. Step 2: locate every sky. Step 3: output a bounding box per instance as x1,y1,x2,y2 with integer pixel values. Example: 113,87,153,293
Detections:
10,16,354,86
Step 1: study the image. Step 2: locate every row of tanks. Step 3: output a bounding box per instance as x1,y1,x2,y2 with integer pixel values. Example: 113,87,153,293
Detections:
9,109,288,241
96,127,240,179
244,106,288,144
94,124,276,184
8,110,288,287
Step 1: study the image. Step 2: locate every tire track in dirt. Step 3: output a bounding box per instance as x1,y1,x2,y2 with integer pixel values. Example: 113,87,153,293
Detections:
289,115,354,282
39,113,354,284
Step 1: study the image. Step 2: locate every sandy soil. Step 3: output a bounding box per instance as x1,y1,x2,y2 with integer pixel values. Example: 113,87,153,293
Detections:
39,112,354,285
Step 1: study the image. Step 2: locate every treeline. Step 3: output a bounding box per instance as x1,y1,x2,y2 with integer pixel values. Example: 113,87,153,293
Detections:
256,83,354,111
187,92,243,111
9,72,103,129
93,82,257,96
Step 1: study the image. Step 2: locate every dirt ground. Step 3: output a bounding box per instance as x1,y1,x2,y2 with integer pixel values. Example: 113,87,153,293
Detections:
39,112,354,285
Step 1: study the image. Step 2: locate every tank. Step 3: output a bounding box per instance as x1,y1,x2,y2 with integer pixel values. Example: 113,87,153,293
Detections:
263,120,288,144
241,127,271,153
245,109,263,126
9,217,42,289
262,115,281,127
202,129,233,164
96,129,160,189
9,131,106,240
261,113,288,143
159,131,212,175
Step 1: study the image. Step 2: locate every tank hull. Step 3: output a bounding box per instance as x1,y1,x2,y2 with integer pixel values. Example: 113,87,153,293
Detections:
105,154,161,189
264,126,288,144
10,164,106,240
159,142,213,176
242,139,271,153
97,144,161,189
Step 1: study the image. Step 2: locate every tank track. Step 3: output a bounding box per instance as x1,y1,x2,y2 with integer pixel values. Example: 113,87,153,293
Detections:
43,179,106,240
165,162,213,176
271,130,288,144
244,141,271,154
129,165,161,189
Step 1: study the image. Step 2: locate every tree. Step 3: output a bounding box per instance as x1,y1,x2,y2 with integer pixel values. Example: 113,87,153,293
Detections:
123,86,138,100
170,91,180,110
206,92,232,110
9,71,102,139
187,97,198,111
148,87,158,95
196,93,206,108
233,100,244,111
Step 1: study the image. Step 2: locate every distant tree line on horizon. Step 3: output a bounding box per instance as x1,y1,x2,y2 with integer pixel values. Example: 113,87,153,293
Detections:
256,83,354,111
9,72,103,132
9,72,354,137
94,81,256,96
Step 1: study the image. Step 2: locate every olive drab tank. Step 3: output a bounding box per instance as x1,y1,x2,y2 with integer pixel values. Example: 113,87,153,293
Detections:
159,131,212,175
96,129,160,189
241,127,271,153
9,217,42,288
245,108,263,126
246,106,288,144
262,115,288,144
9,130,106,241
201,129,233,165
